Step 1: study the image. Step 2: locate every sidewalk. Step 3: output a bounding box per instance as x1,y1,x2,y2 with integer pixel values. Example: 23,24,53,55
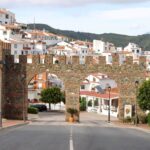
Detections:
1,119,29,129
112,120,150,133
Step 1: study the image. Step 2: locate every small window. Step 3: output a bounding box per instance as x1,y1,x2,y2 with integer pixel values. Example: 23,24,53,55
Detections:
3,31,7,35
81,85,85,89
55,60,59,64
93,77,96,82
14,44,17,49
5,14,9,19
14,51,17,54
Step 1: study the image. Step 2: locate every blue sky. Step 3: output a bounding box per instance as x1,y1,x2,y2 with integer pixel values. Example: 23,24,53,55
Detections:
1,0,150,35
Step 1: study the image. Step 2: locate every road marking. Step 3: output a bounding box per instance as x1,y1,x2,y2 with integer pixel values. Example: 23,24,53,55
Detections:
70,126,74,150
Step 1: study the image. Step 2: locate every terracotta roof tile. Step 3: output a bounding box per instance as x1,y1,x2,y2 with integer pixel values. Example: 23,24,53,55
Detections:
80,91,119,99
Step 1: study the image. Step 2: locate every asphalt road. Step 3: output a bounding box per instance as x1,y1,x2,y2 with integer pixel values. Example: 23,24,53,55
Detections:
0,125,70,150
73,126,150,150
0,112,150,150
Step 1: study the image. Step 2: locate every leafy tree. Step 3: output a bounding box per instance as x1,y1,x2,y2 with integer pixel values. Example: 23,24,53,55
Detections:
61,92,66,104
80,97,86,111
28,23,150,51
138,80,150,111
40,87,63,110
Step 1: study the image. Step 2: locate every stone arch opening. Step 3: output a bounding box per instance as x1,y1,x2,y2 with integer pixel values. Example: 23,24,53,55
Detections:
27,71,66,121
79,72,119,121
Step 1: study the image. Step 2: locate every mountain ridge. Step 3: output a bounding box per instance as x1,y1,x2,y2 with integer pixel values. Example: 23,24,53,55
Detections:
27,23,150,51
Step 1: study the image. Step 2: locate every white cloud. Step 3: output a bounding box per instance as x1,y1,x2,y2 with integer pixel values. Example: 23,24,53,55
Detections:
1,0,150,35
47,7,150,35
0,0,150,7
92,7,150,20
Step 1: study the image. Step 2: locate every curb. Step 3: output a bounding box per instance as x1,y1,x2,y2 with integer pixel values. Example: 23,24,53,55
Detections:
130,126,150,134
0,122,29,131
112,123,150,134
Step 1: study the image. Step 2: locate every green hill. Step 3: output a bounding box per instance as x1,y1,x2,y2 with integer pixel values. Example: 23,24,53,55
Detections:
27,23,150,51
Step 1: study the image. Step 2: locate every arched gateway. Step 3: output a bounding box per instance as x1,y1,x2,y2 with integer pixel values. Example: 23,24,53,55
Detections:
0,41,147,122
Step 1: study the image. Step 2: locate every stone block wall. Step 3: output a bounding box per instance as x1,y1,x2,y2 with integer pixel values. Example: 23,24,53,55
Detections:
3,55,28,120
0,42,147,121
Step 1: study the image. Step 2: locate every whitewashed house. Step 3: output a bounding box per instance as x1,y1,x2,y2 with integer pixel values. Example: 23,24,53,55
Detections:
0,8,16,25
124,43,142,62
93,40,116,54
80,91,119,117
25,30,62,46
80,73,119,117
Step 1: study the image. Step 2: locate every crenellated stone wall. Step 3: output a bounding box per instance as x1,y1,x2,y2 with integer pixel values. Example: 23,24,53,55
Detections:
0,41,147,121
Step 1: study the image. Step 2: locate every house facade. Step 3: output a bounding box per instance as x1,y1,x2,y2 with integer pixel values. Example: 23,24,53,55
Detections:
0,8,16,25
80,73,119,117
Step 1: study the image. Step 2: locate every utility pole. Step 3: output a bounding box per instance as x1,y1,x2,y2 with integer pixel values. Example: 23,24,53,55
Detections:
108,86,111,123
135,80,139,126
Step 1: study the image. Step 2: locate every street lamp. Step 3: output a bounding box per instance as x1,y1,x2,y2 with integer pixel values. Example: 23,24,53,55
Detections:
106,84,111,123
135,80,139,126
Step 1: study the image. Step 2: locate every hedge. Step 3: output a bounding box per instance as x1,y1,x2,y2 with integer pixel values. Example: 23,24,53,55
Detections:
28,107,38,114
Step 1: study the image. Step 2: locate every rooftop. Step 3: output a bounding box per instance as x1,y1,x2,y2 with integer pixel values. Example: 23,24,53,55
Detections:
80,91,119,99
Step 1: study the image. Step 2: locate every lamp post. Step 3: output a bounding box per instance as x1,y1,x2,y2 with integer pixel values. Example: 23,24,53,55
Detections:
135,80,139,126
107,85,111,123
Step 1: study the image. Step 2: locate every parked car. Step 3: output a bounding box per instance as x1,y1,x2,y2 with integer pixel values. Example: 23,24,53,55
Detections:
30,104,47,112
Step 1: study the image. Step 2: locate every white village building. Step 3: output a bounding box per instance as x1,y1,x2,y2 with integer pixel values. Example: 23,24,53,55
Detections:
80,73,119,117
0,8,16,25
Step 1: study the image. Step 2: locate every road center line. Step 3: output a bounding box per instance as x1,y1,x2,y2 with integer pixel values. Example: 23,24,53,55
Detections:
70,126,74,150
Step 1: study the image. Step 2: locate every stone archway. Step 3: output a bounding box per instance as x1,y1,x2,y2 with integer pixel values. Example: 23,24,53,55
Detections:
2,54,146,121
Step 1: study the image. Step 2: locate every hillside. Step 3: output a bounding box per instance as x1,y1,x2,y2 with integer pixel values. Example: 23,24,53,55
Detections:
27,24,150,51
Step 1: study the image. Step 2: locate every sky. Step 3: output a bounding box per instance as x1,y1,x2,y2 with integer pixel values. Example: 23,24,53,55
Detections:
1,0,150,35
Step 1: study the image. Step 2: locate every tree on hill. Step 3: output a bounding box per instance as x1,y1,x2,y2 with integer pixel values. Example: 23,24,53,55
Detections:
28,23,150,51
40,87,64,110
137,80,150,111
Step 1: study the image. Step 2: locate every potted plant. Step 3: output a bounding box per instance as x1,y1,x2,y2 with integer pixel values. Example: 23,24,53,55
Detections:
67,108,78,123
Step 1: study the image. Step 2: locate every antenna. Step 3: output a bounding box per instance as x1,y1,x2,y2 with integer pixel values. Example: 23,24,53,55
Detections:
33,16,36,49
34,17,36,31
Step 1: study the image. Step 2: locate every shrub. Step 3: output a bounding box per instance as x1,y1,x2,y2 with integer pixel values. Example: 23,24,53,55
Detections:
131,116,139,124
124,116,132,123
67,108,78,117
80,98,86,111
138,113,147,124
28,107,38,114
